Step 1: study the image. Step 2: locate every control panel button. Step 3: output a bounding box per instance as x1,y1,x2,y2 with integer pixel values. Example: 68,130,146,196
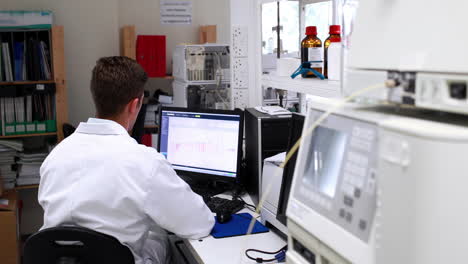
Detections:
345,162,366,177
350,137,372,152
348,151,369,166
354,188,361,199
339,208,345,218
345,212,353,223
359,219,367,231
344,195,354,207
341,183,354,196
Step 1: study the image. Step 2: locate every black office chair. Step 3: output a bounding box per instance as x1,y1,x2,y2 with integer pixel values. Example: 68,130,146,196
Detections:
23,226,134,264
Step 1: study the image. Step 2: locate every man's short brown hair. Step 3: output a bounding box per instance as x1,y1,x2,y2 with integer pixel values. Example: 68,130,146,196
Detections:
90,56,148,117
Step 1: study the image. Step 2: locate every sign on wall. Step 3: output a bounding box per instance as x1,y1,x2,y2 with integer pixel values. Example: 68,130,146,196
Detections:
160,0,193,25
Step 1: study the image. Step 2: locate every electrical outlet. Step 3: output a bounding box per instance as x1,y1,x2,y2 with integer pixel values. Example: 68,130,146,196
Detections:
232,88,249,109
232,25,248,58
233,57,248,88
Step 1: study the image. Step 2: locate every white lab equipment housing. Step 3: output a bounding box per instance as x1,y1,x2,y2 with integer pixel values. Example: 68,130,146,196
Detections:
286,97,468,264
172,44,230,83
172,44,231,109
260,152,288,235
345,0,468,115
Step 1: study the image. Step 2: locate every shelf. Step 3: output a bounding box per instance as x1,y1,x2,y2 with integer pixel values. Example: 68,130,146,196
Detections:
15,184,39,190
0,132,57,139
0,80,55,86
144,125,159,129
173,79,230,85
150,75,174,80
262,73,342,98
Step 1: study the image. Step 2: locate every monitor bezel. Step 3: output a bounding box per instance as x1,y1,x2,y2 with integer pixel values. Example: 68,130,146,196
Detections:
157,106,244,185
276,113,305,225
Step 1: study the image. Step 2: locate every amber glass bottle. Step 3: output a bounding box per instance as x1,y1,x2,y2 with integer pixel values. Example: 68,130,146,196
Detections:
301,26,323,78
324,25,341,79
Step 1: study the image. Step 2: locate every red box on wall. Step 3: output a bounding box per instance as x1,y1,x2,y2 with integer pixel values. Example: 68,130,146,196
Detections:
136,35,166,77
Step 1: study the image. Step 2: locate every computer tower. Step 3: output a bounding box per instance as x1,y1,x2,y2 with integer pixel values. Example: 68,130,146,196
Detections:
244,108,291,205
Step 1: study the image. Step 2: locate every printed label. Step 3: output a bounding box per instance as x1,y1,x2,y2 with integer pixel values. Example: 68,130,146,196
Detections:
16,125,25,133
308,47,323,68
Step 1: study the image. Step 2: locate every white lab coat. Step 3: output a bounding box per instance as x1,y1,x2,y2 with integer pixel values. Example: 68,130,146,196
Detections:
39,118,215,264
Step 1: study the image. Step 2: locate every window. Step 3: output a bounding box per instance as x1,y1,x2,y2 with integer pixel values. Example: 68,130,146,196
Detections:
261,2,278,55
303,1,333,43
279,1,300,55
261,1,300,56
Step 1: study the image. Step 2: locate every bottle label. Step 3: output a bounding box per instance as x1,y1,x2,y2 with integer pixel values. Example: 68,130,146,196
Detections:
308,47,323,67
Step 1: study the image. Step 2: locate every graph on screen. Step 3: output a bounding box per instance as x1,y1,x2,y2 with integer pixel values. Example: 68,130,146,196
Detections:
166,116,240,173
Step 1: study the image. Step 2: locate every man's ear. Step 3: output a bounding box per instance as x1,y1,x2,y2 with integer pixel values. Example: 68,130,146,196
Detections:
128,97,141,115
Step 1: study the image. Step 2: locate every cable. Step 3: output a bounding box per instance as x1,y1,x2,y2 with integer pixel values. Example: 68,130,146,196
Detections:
236,195,256,210
231,192,257,213
245,246,287,263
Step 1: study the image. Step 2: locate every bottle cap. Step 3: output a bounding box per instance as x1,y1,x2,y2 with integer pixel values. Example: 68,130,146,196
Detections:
329,25,341,35
305,26,317,36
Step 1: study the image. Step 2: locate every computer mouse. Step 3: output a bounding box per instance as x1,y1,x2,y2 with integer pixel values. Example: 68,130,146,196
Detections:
216,211,232,224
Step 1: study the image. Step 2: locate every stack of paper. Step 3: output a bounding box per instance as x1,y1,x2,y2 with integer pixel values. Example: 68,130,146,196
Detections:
17,152,48,186
0,141,22,189
0,140,23,152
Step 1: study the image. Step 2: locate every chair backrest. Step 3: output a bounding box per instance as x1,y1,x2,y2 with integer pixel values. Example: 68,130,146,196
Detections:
23,226,134,264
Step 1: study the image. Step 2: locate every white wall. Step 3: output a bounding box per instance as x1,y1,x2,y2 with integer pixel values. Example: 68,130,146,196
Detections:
118,0,231,74
231,0,262,107
0,0,120,126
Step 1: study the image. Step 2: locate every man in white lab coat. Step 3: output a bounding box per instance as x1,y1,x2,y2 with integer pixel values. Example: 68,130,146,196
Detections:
38,56,215,264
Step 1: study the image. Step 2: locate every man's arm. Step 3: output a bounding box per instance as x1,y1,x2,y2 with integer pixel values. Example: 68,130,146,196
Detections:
143,157,215,239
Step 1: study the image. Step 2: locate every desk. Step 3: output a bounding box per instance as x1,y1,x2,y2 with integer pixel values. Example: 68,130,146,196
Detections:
182,194,287,264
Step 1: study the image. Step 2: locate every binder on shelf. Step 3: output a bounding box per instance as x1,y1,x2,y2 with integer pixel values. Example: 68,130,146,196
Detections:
13,42,24,81
25,95,34,134
0,42,3,81
0,29,53,82
2,43,13,81
0,83,56,136
40,41,51,80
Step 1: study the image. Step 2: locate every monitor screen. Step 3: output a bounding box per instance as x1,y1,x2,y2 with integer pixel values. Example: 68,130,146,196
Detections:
158,108,243,181
303,126,348,198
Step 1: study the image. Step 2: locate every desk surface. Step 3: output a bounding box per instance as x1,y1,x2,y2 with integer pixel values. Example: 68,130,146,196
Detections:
184,194,287,264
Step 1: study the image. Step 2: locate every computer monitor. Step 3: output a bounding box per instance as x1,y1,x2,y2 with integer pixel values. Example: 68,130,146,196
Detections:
158,107,244,185
276,113,305,225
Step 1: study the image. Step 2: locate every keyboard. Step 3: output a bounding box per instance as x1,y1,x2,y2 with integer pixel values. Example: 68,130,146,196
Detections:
205,197,245,214
191,186,224,198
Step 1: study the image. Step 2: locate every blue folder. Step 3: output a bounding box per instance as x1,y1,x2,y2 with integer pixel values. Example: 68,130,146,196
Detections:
211,213,269,239
13,42,24,81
